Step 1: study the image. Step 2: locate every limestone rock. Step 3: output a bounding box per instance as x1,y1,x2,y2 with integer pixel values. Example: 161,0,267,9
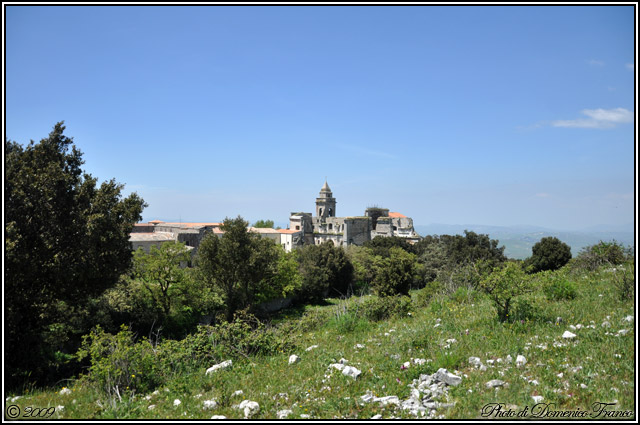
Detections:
305,345,318,351
562,331,576,339
469,357,482,367
173,399,181,406
342,365,361,379
277,409,292,419
210,415,227,419
486,379,506,388
206,359,233,375
238,400,259,418
289,354,300,365
433,368,462,386
203,399,218,410
516,355,527,367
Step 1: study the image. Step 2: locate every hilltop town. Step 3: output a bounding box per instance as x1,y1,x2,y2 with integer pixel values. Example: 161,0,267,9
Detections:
130,181,421,253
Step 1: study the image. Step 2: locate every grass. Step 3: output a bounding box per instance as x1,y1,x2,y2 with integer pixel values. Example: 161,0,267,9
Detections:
4,264,635,420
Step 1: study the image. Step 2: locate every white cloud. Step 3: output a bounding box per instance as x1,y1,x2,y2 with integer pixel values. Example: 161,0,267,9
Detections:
626,63,634,71
552,108,633,129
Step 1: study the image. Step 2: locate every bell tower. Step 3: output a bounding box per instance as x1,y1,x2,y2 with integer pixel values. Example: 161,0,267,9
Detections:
316,180,336,218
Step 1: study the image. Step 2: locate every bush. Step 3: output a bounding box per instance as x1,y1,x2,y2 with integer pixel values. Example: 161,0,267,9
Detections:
478,262,532,322
360,295,413,322
614,263,635,301
413,280,443,308
76,325,163,397
525,237,572,273
449,286,483,304
572,241,629,272
510,298,541,322
543,274,577,301
371,247,416,297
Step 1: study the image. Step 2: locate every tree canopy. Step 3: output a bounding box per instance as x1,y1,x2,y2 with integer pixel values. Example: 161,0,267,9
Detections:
5,122,146,388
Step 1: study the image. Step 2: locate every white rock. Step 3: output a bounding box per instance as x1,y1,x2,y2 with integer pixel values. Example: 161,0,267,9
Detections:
238,400,259,418
371,414,383,419
445,338,457,344
469,357,482,367
206,359,233,375
148,404,156,410
233,390,243,397
305,345,318,352
300,414,311,418
506,355,513,364
485,379,506,388
530,379,539,386
616,329,629,336
355,344,365,349
277,409,293,419
375,395,400,406
562,331,577,339
433,323,441,328
557,372,563,378
479,364,487,372
581,383,588,389
486,359,495,365
339,358,349,364
623,315,634,322
210,415,227,419
576,324,583,330
532,395,544,403
403,361,411,369
413,358,427,365
360,391,375,403
342,365,362,379
516,355,527,367
434,368,462,386
602,321,611,328
203,399,218,410
569,325,576,331
289,354,300,365
173,399,182,407
329,363,345,371
56,405,65,412
60,388,72,396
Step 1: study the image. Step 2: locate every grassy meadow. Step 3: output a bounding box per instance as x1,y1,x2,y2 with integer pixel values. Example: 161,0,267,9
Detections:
5,263,635,420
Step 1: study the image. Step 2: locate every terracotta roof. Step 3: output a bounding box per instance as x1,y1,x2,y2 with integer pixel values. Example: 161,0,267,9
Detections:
149,220,165,224
157,222,222,228
277,229,301,234
389,212,407,218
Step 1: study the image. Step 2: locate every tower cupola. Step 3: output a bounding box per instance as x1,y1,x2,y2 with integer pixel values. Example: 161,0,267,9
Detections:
316,180,337,218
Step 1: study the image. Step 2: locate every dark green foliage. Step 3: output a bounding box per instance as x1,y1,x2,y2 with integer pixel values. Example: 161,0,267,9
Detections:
413,280,443,308
252,219,274,229
371,247,417,297
542,273,577,301
360,295,413,321
524,237,572,273
196,216,280,321
296,241,354,302
614,263,635,301
413,231,506,288
5,123,146,389
510,298,541,322
132,242,191,319
477,262,532,322
572,240,630,272
364,235,416,257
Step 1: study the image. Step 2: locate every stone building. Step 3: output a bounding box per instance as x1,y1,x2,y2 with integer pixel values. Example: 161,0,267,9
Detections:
288,181,420,248
129,180,420,254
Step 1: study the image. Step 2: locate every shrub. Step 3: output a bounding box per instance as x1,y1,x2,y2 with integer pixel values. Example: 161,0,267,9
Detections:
371,247,416,297
361,295,413,322
478,262,532,322
76,325,163,397
543,274,577,301
449,286,483,304
524,237,572,273
572,240,629,272
510,298,540,322
413,280,443,308
614,263,635,301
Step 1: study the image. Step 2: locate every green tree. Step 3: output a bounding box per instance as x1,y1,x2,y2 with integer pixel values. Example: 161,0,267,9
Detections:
197,216,279,321
364,235,416,257
371,247,417,297
132,242,191,319
252,219,274,228
477,262,531,322
5,122,146,388
296,242,354,302
524,236,572,273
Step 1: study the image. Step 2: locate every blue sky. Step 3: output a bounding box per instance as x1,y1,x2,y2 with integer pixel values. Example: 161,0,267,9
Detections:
5,5,635,231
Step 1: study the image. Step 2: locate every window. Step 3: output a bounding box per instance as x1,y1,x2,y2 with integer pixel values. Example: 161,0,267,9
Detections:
329,224,333,230
296,225,300,230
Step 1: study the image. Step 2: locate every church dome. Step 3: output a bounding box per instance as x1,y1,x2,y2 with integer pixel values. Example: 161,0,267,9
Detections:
320,180,332,193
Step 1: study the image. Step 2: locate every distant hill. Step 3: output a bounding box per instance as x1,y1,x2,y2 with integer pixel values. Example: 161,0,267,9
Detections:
414,223,635,260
